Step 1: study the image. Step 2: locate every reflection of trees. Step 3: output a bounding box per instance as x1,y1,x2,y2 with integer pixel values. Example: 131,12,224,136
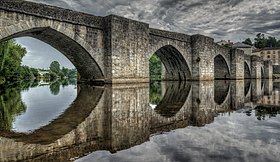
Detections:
0,87,26,130
0,77,76,131
149,81,162,105
50,81,60,95
49,78,77,95
255,106,280,120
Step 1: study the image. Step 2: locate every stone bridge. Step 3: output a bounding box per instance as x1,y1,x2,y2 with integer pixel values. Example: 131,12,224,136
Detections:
0,0,273,83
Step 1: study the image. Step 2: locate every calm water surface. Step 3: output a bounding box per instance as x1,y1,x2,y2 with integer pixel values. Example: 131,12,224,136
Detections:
0,80,279,162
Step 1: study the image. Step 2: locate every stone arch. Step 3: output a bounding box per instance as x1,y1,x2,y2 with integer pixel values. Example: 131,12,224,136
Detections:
214,54,230,79
154,82,191,117
214,80,230,105
0,22,104,82
244,61,251,79
149,45,191,81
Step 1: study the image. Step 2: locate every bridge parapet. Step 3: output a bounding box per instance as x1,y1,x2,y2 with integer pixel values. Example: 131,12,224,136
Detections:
0,0,104,29
149,28,191,42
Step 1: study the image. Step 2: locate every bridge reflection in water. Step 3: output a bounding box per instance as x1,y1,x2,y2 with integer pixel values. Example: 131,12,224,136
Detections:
0,79,278,161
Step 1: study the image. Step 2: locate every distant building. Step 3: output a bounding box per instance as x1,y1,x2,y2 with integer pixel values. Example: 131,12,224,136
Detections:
258,91,280,106
39,70,49,77
216,40,233,46
252,47,280,65
232,42,253,55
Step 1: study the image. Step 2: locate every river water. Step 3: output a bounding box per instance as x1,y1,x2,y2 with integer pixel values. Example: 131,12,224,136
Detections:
0,79,279,162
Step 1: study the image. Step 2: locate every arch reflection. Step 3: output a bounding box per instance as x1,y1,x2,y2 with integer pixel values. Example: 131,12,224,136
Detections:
152,81,191,117
214,80,230,105
0,84,104,144
244,79,251,97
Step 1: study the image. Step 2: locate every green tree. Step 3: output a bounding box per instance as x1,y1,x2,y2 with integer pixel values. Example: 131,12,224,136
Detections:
252,33,280,48
149,54,162,80
254,33,266,49
266,36,278,47
49,61,60,74
242,38,253,46
0,40,27,82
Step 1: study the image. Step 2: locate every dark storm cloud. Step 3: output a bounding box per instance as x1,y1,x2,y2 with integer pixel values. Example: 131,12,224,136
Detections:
217,0,244,7
25,0,280,40
16,37,75,69
252,23,280,33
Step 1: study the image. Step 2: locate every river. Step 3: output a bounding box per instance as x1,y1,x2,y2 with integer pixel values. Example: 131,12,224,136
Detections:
0,79,279,162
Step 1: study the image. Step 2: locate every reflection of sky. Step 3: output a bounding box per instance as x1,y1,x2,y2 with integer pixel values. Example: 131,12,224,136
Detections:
12,85,77,133
77,111,280,162
15,37,75,69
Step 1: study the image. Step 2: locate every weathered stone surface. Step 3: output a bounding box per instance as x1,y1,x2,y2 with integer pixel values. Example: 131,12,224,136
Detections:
251,55,263,79
0,0,273,83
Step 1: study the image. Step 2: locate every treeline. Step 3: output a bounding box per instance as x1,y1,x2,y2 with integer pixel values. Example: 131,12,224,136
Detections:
242,33,280,49
0,40,77,84
0,39,39,83
149,54,161,80
45,61,77,80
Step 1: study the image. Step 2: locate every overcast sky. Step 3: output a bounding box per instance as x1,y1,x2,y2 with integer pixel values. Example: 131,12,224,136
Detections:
17,0,280,69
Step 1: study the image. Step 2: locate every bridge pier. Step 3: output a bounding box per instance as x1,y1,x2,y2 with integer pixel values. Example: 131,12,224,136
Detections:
230,49,245,80
230,80,245,109
191,35,215,80
104,15,150,83
251,56,263,79
264,60,273,79
264,79,273,96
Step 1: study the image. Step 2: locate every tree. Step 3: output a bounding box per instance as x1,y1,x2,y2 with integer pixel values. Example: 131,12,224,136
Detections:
254,33,266,49
49,61,60,74
242,38,253,46
252,33,280,48
149,54,162,80
266,36,277,47
0,40,27,81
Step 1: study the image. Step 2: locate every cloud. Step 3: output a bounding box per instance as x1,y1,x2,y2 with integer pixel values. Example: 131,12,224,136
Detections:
23,0,280,41
76,111,280,162
15,37,75,69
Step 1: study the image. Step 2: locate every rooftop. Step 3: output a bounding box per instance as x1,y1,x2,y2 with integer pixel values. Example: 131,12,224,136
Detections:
232,42,252,48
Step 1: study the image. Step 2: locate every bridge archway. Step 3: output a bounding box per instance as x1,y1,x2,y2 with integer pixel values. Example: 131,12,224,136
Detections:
0,26,104,83
244,61,251,79
150,45,191,81
214,54,230,79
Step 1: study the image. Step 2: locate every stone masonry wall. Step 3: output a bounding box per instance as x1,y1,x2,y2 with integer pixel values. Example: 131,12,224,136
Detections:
0,0,104,29
230,49,245,80
191,35,231,80
104,15,150,83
